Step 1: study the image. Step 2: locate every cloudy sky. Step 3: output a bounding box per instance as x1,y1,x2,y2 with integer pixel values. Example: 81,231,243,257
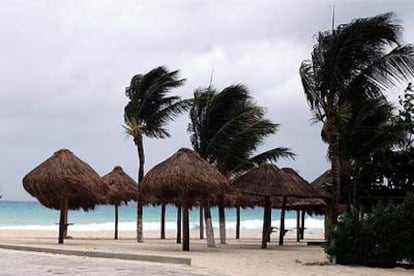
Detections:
1,0,414,200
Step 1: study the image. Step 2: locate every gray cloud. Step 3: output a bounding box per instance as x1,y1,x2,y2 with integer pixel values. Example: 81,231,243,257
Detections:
1,0,413,200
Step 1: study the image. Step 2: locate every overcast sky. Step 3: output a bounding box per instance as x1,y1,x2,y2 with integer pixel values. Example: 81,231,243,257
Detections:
1,0,414,201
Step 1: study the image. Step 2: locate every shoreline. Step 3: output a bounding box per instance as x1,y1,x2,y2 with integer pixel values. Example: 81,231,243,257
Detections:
0,229,412,275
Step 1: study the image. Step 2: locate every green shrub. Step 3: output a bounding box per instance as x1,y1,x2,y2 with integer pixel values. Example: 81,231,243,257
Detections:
325,194,414,268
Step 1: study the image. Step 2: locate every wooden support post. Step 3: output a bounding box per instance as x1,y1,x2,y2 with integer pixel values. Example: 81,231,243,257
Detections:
63,206,69,238
182,200,190,251
279,196,287,246
266,204,272,242
218,202,226,244
161,203,166,239
261,196,271,249
199,206,204,239
296,210,300,242
58,199,67,244
114,204,119,240
301,210,305,240
236,206,240,239
176,205,181,244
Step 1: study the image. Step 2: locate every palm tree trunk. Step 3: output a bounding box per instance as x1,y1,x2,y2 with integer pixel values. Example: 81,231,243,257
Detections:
329,134,340,225
160,203,166,239
114,204,119,240
199,206,204,239
236,206,240,239
261,196,271,249
328,132,340,263
279,196,287,246
182,199,190,251
176,205,181,244
204,200,215,247
135,134,145,243
218,201,226,244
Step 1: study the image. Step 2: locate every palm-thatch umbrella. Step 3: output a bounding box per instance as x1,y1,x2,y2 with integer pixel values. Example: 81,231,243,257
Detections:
22,149,108,244
311,170,333,239
102,166,137,240
311,170,332,199
140,148,229,251
281,167,324,242
234,164,317,248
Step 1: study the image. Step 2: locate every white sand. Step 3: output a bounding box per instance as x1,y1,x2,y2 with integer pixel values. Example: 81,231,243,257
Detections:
0,229,411,276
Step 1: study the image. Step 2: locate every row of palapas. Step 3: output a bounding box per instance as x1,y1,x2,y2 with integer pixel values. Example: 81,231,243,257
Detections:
22,148,330,251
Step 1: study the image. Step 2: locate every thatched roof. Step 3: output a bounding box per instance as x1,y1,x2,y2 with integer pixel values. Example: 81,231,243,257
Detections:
234,164,316,198
311,170,332,199
281,167,325,198
140,148,229,203
102,166,138,205
236,193,326,215
22,149,108,211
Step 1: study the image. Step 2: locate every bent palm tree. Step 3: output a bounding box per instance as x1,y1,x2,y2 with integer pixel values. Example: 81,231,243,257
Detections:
188,84,294,244
124,66,190,242
300,12,414,244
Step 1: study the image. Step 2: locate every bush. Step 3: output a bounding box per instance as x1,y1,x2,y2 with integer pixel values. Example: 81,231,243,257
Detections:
325,194,414,268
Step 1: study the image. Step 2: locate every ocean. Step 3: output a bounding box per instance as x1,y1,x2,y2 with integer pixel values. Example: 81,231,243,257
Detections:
0,201,324,234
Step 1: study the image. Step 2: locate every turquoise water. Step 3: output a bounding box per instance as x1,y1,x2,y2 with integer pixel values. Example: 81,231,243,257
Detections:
0,201,324,232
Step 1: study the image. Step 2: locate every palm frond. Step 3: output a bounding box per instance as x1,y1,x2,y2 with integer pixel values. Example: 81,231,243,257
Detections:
124,66,187,139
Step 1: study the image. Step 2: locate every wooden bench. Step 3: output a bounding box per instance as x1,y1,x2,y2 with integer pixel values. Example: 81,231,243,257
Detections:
55,223,74,239
268,227,290,237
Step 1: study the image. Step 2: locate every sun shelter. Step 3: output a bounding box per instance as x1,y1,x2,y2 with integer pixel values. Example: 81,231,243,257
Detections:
281,167,325,241
234,164,318,248
311,170,332,199
22,149,108,244
140,148,229,251
102,166,137,240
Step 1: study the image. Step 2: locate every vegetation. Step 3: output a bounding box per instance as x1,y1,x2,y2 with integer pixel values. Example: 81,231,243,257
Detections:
188,84,294,244
114,11,414,265
124,66,190,242
326,194,414,267
300,12,414,227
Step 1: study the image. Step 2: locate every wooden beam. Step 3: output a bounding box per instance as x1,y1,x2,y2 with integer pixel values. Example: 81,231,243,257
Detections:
182,200,190,251
114,205,119,240
261,196,271,249
279,196,287,246
160,203,166,239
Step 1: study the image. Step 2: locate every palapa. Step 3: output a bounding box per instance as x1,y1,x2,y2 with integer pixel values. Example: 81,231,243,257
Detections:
311,170,332,199
234,164,318,248
102,166,138,240
22,149,107,244
140,148,229,251
235,164,311,198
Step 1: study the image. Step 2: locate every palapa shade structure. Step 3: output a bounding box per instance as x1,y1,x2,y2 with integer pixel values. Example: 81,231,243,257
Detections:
281,167,326,241
140,148,229,251
234,164,316,248
311,170,332,199
102,166,137,240
22,149,107,244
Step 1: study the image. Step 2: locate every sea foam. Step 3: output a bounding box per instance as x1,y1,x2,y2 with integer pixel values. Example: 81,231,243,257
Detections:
0,217,324,233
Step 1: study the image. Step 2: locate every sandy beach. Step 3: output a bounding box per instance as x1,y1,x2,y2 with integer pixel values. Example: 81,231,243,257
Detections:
0,229,411,275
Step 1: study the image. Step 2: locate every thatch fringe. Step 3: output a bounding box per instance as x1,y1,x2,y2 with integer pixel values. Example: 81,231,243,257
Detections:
22,149,107,211
234,164,316,198
102,166,138,205
140,148,229,203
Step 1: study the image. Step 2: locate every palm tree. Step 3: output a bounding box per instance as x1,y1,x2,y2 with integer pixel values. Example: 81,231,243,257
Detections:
188,84,294,244
300,13,414,229
124,66,190,242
